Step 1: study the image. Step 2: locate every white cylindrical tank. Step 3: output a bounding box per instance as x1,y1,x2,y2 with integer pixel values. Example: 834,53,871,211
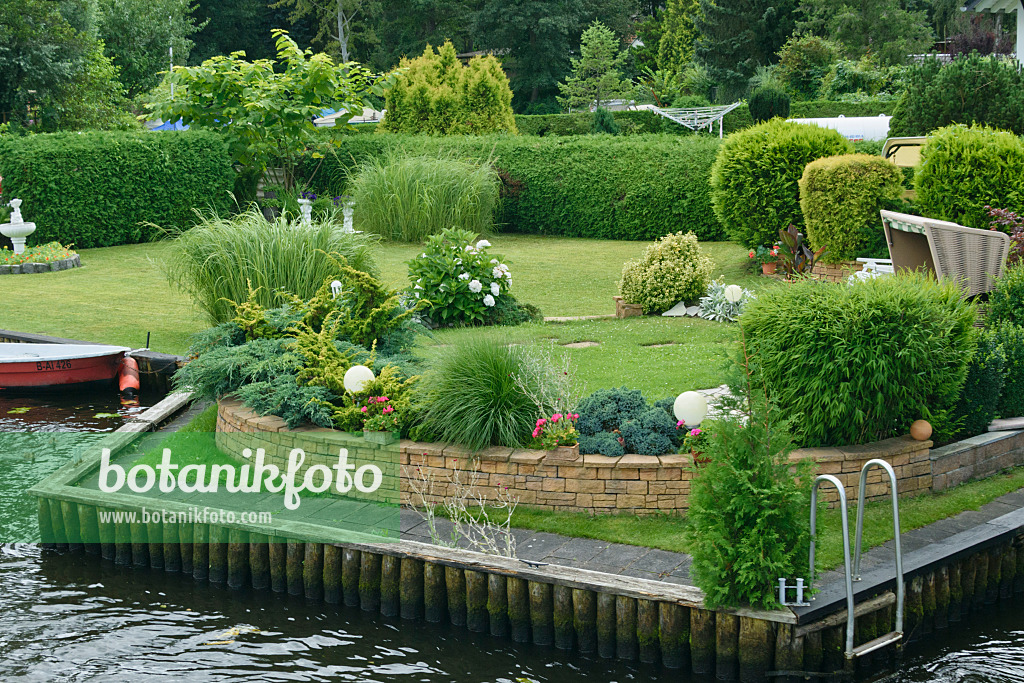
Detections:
786,114,892,142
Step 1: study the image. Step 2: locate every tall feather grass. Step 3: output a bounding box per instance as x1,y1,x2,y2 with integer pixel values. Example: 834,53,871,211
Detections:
350,153,500,242
165,206,378,324
415,338,555,451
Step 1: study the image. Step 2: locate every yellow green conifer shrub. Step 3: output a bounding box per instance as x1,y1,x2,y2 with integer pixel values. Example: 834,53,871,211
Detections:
379,41,517,135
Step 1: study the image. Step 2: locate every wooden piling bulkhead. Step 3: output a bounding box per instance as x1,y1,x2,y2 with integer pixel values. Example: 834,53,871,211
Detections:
507,577,530,643
323,545,342,604
227,529,249,589
690,608,715,675
303,543,324,600
465,569,487,632
487,574,509,637
343,548,361,607
553,585,574,650
803,630,823,675
164,520,182,573
935,566,950,629
78,504,100,555
961,557,977,616
821,625,845,672
445,566,466,626
399,557,424,620
209,526,229,584
424,562,447,623
774,623,803,683
359,552,382,612
905,575,923,639
614,595,638,661
948,561,962,622
285,540,303,595
739,616,772,683
528,580,553,645
986,547,1001,604
249,532,270,590
636,599,659,664
380,555,400,617
921,572,936,635
129,519,148,567
659,602,690,670
1000,545,1016,600
179,521,194,574
572,589,597,654
192,524,210,581
716,613,739,681
97,506,115,561
973,552,989,611
596,591,616,659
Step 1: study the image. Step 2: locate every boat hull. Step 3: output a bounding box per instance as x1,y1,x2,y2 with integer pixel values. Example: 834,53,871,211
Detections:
0,349,126,391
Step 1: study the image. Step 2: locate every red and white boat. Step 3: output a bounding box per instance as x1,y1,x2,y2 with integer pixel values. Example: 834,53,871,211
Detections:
0,343,132,392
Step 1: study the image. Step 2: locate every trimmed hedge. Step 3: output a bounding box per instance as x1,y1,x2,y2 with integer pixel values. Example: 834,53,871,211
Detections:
0,131,235,248
743,274,978,447
510,98,895,137
301,133,725,241
799,154,903,262
710,120,853,248
915,124,1024,230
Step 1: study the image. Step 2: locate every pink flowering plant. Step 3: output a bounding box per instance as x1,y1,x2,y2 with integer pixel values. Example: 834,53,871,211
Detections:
531,412,580,449
679,423,711,453
361,395,400,432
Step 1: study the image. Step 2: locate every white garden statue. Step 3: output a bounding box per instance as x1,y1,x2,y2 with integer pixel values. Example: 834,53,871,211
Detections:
1,198,37,255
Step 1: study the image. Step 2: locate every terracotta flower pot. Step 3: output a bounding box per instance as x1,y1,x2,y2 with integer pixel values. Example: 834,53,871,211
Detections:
761,262,777,275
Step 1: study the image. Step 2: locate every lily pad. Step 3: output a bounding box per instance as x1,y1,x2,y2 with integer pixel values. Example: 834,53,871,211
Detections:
94,412,120,419
6,407,31,415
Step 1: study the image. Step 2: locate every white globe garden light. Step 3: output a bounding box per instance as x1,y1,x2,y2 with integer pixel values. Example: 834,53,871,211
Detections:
330,280,343,298
724,284,743,303
674,391,708,427
343,365,375,393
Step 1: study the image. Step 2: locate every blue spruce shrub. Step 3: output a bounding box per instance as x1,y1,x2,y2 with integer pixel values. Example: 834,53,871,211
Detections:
578,388,680,456
579,431,626,457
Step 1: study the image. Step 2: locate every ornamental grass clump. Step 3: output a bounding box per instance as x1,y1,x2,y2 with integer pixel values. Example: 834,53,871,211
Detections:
350,154,499,242
165,206,378,324
687,344,811,610
413,339,559,451
742,273,977,447
619,231,715,314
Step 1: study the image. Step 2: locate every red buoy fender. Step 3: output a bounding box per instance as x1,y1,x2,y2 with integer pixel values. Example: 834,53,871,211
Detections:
118,355,141,400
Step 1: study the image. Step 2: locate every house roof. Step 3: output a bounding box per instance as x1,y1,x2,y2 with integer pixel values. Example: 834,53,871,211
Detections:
963,0,1018,13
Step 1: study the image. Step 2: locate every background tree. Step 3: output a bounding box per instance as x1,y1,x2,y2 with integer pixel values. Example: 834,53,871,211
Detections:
98,0,206,99
775,34,842,100
148,30,388,187
558,21,635,110
273,0,386,63
657,0,698,73
380,41,516,134
694,0,798,100
798,0,932,65
363,0,479,71
189,0,315,63
473,0,635,111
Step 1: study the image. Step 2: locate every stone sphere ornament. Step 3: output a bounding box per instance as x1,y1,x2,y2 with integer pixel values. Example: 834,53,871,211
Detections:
674,391,708,427
910,419,932,441
343,365,375,394
724,284,743,303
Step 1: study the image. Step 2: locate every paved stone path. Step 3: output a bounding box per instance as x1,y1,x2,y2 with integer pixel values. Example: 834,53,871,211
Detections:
403,487,1024,594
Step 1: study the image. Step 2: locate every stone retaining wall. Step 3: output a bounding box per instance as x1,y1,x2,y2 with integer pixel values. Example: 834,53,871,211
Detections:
219,400,1021,514
0,254,80,274
810,259,863,283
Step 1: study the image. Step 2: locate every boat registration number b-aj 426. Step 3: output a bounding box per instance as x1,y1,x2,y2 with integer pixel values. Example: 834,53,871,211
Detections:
0,343,141,400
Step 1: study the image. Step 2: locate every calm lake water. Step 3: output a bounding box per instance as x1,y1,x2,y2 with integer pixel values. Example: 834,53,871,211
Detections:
1,393,1023,682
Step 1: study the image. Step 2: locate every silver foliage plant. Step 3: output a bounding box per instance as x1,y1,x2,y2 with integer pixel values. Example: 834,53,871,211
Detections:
698,279,756,322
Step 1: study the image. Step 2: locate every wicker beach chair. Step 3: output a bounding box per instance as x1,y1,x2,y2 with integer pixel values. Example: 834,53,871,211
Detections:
880,210,1010,297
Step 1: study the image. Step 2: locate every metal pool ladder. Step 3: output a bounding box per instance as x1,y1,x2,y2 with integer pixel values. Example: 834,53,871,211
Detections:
809,458,905,660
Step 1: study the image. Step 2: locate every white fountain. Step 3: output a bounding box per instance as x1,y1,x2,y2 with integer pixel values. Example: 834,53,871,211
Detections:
1,199,36,255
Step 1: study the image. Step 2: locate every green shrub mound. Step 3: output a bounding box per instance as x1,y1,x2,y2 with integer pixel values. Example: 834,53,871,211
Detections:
591,108,620,135
619,231,715,314
799,154,903,262
748,85,791,123
302,133,725,242
710,120,853,248
0,130,234,248
379,41,516,135
989,264,1024,327
951,331,1005,439
576,387,680,456
995,324,1024,419
350,155,499,242
742,274,978,447
687,378,810,610
166,207,378,324
914,125,1024,231
889,54,1024,137
412,339,556,451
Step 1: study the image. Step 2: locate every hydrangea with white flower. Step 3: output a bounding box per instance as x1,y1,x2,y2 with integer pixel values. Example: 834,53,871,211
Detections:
406,227,516,327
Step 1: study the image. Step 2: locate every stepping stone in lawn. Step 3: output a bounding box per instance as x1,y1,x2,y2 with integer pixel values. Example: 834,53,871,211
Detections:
661,301,701,317
562,341,600,348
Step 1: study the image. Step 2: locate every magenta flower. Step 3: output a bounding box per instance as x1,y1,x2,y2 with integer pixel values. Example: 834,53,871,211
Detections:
552,413,562,422
536,418,547,427
361,406,368,413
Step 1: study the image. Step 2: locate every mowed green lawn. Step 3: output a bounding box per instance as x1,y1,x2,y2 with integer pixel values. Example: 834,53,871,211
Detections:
0,235,760,396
